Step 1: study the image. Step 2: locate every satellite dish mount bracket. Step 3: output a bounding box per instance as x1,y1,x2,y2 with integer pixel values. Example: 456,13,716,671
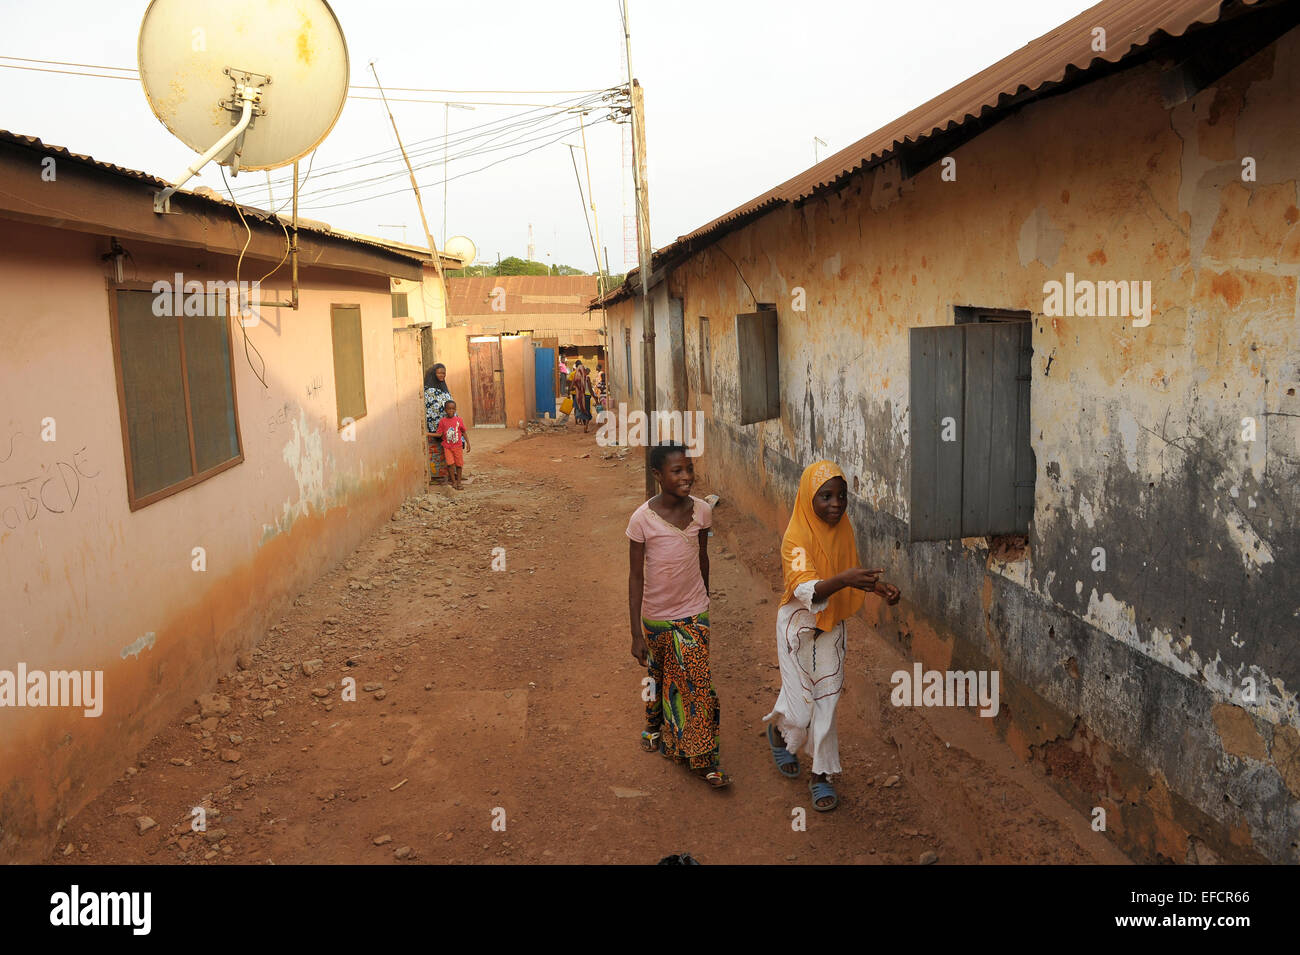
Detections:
219,68,271,175
153,72,267,214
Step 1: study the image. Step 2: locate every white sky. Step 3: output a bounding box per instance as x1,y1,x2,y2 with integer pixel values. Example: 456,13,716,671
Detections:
1,0,1096,270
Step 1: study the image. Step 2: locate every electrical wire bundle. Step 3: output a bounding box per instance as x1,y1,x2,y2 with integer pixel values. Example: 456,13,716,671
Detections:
227,87,627,212
0,55,627,216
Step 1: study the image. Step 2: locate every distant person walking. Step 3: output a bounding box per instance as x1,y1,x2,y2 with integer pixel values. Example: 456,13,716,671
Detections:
424,363,454,484
595,364,608,413
570,359,594,433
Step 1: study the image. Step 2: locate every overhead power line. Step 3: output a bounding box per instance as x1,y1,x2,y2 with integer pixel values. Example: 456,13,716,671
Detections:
0,56,617,97
291,114,599,204
0,54,625,215
348,84,610,95
346,95,608,107
303,124,590,211
238,108,615,210
242,88,616,190
0,55,137,71
0,62,136,81
220,90,621,204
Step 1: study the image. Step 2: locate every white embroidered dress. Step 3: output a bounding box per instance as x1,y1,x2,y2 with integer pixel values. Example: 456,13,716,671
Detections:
763,579,847,776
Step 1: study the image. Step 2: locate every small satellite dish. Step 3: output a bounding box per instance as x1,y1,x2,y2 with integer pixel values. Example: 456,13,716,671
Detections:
445,235,477,265
139,0,349,211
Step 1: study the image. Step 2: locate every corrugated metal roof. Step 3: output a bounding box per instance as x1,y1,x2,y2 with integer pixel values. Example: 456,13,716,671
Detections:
324,225,469,267
598,0,1264,305
0,129,427,264
448,275,601,316
0,129,172,187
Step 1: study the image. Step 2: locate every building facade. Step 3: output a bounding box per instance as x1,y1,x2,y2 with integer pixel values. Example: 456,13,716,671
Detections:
448,274,605,348
0,132,429,860
602,0,1300,862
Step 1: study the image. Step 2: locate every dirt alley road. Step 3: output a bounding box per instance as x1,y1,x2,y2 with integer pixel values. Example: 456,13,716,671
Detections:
53,424,1129,865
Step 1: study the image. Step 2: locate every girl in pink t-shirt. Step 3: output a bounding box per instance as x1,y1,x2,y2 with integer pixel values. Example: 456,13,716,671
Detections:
626,444,730,789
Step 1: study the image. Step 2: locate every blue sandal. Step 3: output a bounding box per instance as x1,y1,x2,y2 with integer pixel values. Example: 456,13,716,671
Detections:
809,777,838,812
767,724,800,778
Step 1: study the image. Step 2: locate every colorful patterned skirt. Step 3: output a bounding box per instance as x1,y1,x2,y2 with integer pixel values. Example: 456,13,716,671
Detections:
642,611,720,769
427,434,448,482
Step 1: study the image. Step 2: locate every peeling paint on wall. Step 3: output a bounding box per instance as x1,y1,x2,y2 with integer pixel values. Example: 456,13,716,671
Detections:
262,410,327,544
119,631,155,660
1018,205,1065,268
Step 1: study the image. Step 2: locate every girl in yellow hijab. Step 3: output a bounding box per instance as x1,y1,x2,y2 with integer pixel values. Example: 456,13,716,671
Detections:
763,460,900,811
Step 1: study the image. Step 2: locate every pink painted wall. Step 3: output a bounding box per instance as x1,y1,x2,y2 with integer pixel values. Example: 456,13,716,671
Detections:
0,222,426,860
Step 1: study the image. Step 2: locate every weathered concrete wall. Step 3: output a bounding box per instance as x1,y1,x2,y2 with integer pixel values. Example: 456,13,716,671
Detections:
0,224,426,860
652,284,687,415
609,293,647,412
391,276,427,328
392,263,452,330
608,287,687,420
605,27,1300,861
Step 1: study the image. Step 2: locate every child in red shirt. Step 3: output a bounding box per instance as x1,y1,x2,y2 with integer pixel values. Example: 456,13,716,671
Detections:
434,400,470,489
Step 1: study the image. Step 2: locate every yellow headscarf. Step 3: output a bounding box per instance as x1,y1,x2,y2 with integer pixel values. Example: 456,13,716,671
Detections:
780,460,864,630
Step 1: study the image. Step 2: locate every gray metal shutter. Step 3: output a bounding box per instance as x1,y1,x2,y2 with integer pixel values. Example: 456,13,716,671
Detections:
963,322,1020,535
1012,321,1035,531
908,326,964,541
735,310,780,425
910,321,1034,541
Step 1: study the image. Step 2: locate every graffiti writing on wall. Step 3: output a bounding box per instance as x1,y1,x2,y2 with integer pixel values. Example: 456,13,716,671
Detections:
267,402,293,434
0,436,99,535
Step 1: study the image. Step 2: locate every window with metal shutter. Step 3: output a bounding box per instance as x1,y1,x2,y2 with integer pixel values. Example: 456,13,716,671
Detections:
735,308,780,425
908,317,1033,541
331,304,368,428
111,287,243,510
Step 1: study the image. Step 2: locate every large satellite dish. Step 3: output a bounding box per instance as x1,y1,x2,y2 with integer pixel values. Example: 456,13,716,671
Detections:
139,0,349,211
445,235,477,265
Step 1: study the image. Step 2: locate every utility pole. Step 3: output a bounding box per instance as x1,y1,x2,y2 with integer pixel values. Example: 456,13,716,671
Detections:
369,62,447,310
624,0,656,498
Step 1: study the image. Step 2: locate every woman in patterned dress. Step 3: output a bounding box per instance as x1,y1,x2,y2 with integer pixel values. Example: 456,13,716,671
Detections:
424,363,453,483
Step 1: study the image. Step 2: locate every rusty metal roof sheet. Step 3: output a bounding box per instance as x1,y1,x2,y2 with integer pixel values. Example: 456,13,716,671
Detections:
448,275,601,316
598,0,1263,305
